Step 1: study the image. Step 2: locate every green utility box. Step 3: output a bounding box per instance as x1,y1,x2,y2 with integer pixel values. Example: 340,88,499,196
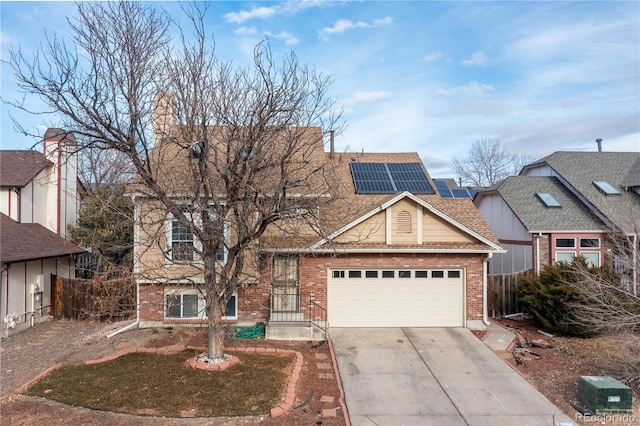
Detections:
578,376,632,415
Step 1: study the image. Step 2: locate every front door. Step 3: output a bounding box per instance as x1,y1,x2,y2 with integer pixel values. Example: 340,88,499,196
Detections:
272,255,299,313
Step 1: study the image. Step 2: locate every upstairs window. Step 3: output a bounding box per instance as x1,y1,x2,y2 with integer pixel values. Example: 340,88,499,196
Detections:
171,220,194,261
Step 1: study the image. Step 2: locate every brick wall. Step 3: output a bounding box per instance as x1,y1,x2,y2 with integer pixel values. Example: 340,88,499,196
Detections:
138,252,487,325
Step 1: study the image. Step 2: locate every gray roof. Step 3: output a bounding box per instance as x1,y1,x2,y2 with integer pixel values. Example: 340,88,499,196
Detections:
0,150,52,188
522,152,640,233
485,176,607,232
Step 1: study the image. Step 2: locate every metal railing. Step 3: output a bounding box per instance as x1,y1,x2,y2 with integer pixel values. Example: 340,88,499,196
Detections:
269,289,327,338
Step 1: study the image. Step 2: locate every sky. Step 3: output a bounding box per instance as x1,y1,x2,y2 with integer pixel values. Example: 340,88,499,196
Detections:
1,1,639,178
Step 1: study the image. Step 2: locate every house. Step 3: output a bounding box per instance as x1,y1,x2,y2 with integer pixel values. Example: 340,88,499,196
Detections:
0,129,84,335
474,151,640,292
130,108,503,337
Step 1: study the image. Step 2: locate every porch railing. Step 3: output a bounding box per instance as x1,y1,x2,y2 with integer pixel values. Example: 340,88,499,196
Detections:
269,289,327,339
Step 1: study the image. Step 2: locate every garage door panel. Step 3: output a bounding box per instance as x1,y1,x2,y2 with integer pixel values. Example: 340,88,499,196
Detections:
328,269,464,328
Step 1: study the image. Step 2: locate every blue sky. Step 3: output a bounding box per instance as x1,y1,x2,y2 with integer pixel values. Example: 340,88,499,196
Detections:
1,1,639,177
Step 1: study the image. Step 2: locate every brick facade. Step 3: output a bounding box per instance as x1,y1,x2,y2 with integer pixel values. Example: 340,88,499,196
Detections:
138,252,486,326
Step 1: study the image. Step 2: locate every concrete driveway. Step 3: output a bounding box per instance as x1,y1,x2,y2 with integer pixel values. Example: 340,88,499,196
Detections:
331,327,576,426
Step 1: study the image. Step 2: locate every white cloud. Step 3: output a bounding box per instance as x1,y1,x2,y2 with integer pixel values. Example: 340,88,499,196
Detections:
462,51,488,66
265,31,299,45
423,51,442,62
319,16,393,40
435,81,494,97
224,1,329,24
235,26,257,36
344,91,394,107
224,7,277,24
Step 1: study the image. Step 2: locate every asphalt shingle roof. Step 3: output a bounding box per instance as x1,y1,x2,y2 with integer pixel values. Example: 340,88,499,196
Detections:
483,176,607,232
0,214,84,264
0,150,52,188
522,152,640,233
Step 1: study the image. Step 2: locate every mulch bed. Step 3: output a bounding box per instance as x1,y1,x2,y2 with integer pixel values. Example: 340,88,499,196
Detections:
1,322,347,425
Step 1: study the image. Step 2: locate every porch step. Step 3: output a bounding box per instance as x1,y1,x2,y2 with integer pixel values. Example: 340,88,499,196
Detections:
266,322,326,341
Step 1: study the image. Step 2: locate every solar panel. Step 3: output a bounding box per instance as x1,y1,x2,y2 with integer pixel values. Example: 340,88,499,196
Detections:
350,162,434,194
350,162,395,193
387,163,434,193
433,179,453,198
451,189,471,198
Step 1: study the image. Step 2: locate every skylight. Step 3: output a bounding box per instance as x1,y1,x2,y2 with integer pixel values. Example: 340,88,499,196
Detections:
592,181,621,196
535,192,561,208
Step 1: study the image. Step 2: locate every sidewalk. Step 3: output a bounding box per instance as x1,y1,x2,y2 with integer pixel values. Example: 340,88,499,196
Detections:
482,321,516,351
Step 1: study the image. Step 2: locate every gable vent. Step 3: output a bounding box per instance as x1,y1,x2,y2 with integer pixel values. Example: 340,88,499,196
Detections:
397,210,412,233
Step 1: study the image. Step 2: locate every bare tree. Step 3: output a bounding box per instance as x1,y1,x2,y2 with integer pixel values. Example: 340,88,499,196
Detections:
453,138,532,187
8,2,343,360
567,201,640,387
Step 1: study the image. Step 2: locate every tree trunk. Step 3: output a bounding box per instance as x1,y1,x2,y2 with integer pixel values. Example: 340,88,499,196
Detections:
206,293,226,360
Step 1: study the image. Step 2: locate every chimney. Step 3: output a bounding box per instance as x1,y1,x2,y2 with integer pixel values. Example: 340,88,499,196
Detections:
329,130,335,159
154,92,176,140
596,138,602,152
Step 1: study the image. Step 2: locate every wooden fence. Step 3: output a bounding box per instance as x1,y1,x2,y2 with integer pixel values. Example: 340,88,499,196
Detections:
487,270,532,318
51,275,136,321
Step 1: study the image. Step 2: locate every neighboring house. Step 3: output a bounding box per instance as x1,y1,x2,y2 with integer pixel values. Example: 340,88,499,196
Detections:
474,151,640,292
0,129,84,335
132,113,503,337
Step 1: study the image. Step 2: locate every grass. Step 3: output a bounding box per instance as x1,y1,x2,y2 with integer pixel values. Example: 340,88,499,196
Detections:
25,349,293,417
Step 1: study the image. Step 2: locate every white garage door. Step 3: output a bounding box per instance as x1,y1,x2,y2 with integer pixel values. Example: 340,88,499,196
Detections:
328,269,464,327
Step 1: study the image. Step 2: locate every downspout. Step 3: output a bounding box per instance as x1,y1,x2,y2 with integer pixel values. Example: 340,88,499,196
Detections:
107,280,139,338
483,253,492,326
535,233,542,276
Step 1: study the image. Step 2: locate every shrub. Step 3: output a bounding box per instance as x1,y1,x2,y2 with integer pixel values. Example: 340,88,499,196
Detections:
516,257,612,336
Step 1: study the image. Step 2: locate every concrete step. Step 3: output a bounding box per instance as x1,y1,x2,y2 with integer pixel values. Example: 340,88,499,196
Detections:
266,322,326,341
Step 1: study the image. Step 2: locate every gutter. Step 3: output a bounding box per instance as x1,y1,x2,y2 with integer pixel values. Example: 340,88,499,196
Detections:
483,253,492,326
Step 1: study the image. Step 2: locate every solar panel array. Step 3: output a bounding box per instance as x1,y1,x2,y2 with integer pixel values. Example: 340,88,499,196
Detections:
432,179,476,199
350,162,435,194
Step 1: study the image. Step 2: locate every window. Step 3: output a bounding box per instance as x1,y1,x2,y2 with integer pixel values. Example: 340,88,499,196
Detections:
415,270,428,278
223,293,238,319
166,292,199,318
593,181,621,196
580,238,600,248
349,270,362,278
535,192,561,208
581,252,600,268
365,270,378,278
397,210,412,233
333,270,345,279
555,238,576,248
165,289,237,320
171,220,194,261
398,270,411,278
432,270,444,278
556,252,575,264
382,270,395,278
448,270,461,278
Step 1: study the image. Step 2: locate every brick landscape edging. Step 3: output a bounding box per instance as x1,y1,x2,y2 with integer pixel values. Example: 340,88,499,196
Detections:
17,345,303,418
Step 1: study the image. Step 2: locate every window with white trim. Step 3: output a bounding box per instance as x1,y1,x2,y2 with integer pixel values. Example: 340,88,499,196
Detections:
167,207,226,264
171,220,195,262
166,291,199,318
555,252,575,263
164,288,237,320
